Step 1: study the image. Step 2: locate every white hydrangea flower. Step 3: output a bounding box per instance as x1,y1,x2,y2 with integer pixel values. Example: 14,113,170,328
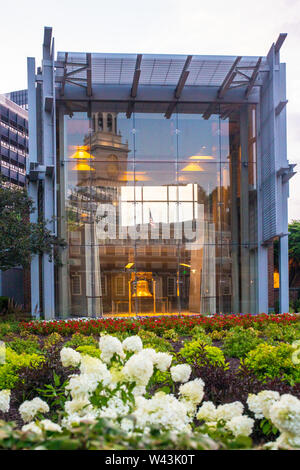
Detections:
99,396,131,420
137,348,157,362
65,397,92,416
0,389,10,413
40,419,62,433
122,352,154,386
247,390,280,420
133,391,191,433
79,355,112,387
21,422,43,436
170,364,191,383
99,335,124,363
122,336,143,353
19,397,49,423
216,402,244,422
132,385,146,396
65,373,100,399
225,415,254,437
153,352,172,372
265,432,300,450
61,410,99,430
120,417,135,433
268,394,300,436
196,401,217,422
60,347,81,368
179,378,205,405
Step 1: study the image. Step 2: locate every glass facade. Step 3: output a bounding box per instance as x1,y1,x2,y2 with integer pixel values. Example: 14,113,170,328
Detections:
56,103,258,317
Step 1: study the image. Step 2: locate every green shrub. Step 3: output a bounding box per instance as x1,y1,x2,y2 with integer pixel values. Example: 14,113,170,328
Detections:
262,324,299,344
161,329,179,341
137,330,173,352
0,323,13,339
64,333,98,349
43,333,63,350
179,340,227,368
242,343,300,385
0,348,45,390
7,337,43,356
223,328,263,358
76,345,101,358
209,330,227,341
191,326,212,345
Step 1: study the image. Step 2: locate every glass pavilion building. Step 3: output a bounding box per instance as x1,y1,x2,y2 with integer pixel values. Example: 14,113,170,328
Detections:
27,27,295,318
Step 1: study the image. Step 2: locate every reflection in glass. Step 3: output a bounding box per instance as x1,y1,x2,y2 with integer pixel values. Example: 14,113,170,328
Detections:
57,104,258,317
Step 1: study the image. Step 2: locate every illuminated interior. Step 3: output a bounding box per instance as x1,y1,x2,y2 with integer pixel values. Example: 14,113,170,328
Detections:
56,106,258,317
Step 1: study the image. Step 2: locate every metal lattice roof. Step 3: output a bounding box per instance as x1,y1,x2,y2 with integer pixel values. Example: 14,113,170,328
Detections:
56,52,267,88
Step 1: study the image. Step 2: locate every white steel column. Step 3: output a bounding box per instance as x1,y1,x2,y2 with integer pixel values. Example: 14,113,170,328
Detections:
27,57,40,317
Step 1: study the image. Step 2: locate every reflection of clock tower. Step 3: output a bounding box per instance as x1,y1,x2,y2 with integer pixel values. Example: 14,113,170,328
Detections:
86,112,130,181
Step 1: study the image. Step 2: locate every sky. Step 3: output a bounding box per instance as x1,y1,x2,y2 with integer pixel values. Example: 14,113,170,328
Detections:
0,0,299,222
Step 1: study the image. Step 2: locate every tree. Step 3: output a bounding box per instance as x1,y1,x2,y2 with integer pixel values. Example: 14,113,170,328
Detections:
288,220,300,286
273,220,300,286
0,180,65,271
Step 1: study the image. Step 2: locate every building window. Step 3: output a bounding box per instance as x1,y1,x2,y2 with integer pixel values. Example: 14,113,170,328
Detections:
107,114,113,132
71,274,82,295
115,275,125,296
167,277,176,296
98,113,103,131
101,274,107,296
70,231,81,255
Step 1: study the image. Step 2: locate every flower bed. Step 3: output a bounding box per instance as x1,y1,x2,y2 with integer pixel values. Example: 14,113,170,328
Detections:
20,313,298,337
0,314,300,450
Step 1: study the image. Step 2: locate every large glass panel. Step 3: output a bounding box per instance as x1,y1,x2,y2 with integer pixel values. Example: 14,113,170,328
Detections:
134,113,177,161
56,103,258,317
177,111,220,163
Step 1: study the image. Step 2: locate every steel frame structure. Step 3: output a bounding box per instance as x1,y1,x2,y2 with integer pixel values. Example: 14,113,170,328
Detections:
27,27,294,318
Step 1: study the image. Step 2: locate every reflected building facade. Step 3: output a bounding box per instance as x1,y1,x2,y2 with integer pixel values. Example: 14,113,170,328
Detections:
27,28,294,318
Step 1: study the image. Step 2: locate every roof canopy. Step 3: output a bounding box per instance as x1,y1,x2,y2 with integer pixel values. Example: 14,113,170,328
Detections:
37,28,287,116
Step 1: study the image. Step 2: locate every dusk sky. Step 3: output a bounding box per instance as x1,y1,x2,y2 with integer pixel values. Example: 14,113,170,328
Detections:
1,0,299,221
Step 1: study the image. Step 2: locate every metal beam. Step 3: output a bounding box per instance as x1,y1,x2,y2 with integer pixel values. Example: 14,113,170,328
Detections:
275,100,288,116
87,53,92,97
218,56,242,99
175,55,192,99
131,54,142,98
165,55,192,118
245,57,262,98
202,102,216,120
126,54,142,118
275,33,287,53
60,52,68,97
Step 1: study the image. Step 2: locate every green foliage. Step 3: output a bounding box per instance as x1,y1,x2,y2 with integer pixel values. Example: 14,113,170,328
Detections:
191,326,212,345
64,332,98,349
242,343,300,385
0,347,44,389
210,330,227,341
262,324,299,344
76,345,101,358
179,340,227,368
0,418,232,450
43,332,63,350
137,330,173,352
7,337,43,355
223,328,263,358
0,323,14,339
36,371,69,412
161,329,179,341
0,179,66,271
